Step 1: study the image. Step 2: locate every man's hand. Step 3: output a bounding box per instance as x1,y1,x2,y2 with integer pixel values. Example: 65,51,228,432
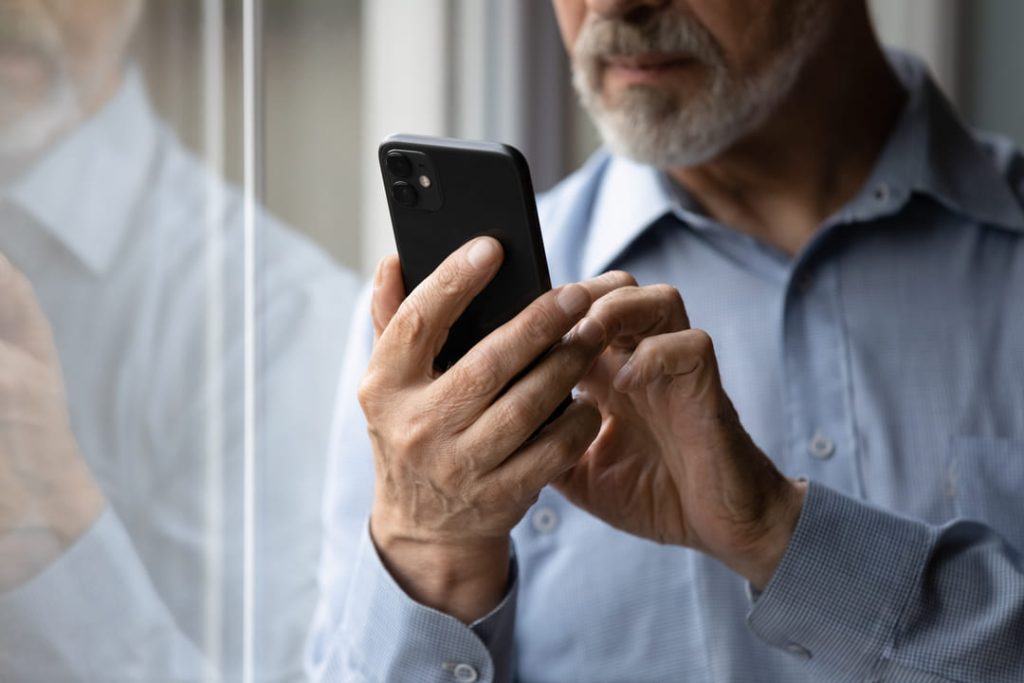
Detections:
557,278,807,590
0,254,104,591
361,238,631,622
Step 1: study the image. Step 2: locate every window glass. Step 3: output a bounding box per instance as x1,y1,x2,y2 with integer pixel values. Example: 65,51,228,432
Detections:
0,1,358,679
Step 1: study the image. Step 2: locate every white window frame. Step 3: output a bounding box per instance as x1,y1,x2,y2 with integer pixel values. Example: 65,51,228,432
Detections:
359,0,571,274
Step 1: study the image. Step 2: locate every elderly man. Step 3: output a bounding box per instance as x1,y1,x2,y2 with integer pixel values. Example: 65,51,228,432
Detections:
0,1,356,680
311,0,1024,681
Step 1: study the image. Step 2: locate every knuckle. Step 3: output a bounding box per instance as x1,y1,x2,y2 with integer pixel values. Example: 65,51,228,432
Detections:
592,285,637,315
389,303,427,346
545,427,586,468
391,416,433,456
606,270,638,287
433,260,471,299
688,328,715,357
562,337,598,373
633,335,661,361
451,351,505,399
356,373,384,413
652,283,683,307
493,395,535,438
521,303,562,342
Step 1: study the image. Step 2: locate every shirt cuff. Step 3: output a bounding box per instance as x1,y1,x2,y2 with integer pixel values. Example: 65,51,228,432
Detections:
328,523,517,683
0,507,202,680
746,481,936,681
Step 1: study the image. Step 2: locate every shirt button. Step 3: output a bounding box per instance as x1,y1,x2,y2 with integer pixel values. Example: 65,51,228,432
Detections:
873,183,891,202
808,431,835,460
453,663,479,682
785,642,812,660
532,506,559,533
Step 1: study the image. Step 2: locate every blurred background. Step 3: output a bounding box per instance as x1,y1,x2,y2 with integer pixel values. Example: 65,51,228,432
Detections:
135,0,1024,278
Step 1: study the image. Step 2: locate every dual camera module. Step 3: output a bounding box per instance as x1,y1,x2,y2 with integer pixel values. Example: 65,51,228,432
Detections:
385,150,441,210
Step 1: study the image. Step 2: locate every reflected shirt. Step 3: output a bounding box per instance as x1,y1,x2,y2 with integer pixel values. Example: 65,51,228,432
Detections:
311,54,1024,682
0,69,358,680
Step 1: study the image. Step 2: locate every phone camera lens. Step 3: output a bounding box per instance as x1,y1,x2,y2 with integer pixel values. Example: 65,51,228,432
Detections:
386,152,412,178
392,181,418,207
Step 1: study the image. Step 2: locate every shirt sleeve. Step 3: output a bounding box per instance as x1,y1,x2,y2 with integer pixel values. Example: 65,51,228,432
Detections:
0,507,214,681
747,481,1024,682
317,524,518,683
306,289,519,683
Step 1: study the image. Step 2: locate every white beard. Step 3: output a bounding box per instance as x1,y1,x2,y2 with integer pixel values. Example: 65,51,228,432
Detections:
573,4,831,168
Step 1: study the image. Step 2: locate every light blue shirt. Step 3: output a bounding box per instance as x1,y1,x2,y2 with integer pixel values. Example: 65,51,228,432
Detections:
0,70,358,680
311,54,1024,682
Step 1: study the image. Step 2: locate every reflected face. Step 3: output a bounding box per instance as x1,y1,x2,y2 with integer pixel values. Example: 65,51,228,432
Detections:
0,0,142,159
552,0,836,167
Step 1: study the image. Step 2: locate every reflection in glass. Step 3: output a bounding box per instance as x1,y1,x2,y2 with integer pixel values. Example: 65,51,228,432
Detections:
0,1,358,680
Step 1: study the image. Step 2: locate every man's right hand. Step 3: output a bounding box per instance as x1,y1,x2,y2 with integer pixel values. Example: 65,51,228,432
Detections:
360,237,626,622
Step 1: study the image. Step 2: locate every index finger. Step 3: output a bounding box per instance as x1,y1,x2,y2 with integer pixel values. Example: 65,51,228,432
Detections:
376,236,503,379
576,270,638,302
584,284,691,350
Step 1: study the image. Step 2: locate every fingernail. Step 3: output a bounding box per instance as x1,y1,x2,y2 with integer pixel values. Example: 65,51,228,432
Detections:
557,285,590,316
575,317,604,345
613,361,636,392
467,237,499,269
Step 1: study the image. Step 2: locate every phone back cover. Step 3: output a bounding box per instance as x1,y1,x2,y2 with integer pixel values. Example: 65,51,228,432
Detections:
380,135,552,371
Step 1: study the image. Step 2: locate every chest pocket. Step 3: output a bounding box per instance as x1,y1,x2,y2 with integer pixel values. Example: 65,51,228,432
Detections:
950,435,1024,551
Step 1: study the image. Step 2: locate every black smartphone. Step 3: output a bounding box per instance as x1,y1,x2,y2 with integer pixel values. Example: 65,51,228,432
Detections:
379,133,556,371
379,134,570,429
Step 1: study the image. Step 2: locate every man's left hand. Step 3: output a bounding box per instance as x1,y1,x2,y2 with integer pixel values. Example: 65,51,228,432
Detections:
558,277,806,590
0,253,104,591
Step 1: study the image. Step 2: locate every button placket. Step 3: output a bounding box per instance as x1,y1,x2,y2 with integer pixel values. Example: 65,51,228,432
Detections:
781,259,857,490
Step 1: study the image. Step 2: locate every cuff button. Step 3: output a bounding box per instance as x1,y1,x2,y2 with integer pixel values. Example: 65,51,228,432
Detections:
453,663,479,682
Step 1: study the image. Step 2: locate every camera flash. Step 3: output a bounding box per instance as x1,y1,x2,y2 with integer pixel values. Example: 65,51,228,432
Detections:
418,175,432,189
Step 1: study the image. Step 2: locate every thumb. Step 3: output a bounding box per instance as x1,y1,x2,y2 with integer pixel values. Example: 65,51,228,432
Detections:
370,254,406,342
0,253,59,365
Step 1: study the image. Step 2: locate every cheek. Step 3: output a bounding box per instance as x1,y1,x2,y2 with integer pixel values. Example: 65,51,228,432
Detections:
683,0,777,73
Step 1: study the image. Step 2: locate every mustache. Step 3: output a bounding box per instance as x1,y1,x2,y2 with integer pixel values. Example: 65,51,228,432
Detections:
573,13,722,66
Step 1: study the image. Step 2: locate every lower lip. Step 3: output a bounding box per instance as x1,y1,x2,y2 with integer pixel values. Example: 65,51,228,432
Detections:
603,59,698,87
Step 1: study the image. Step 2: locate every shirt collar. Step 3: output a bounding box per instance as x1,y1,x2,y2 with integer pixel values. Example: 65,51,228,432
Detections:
582,155,676,278
3,67,160,274
581,51,1024,278
873,51,1024,233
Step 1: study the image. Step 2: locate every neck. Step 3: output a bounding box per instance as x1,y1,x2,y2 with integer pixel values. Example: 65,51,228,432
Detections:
669,5,906,256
